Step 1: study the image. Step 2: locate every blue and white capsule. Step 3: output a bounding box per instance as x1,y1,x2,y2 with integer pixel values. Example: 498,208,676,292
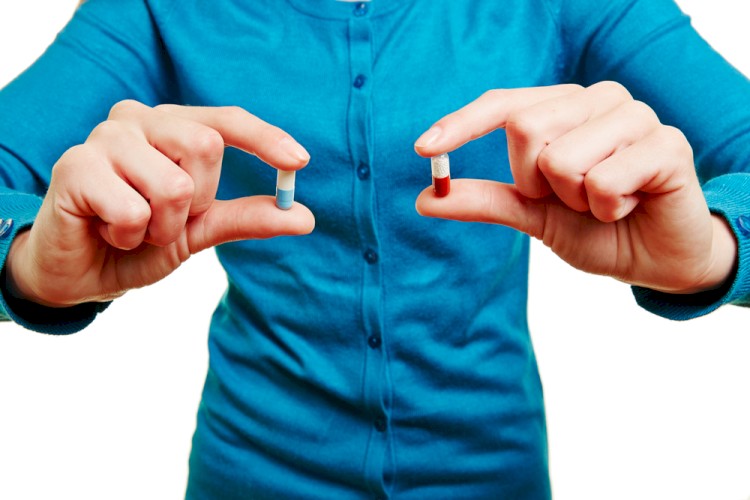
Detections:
275,169,296,210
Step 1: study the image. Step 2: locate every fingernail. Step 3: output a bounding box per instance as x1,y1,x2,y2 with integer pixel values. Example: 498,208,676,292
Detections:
280,137,310,163
415,126,442,149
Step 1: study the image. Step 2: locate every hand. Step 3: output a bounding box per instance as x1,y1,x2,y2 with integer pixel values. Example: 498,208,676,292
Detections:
414,82,737,294
5,100,315,307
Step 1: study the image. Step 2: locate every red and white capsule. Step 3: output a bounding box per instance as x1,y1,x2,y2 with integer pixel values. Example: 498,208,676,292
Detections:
431,153,450,197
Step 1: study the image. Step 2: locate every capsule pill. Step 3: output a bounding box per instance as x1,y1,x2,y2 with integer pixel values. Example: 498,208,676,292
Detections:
431,153,450,197
276,170,296,210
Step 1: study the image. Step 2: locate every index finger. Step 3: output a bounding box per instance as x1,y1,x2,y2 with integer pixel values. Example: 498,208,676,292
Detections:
155,104,310,171
414,85,581,158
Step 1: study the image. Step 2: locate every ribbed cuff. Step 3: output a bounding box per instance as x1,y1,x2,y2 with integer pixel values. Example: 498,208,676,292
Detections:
633,173,750,320
0,192,110,334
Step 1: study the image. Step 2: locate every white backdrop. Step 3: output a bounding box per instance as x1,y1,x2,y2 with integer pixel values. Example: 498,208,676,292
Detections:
1,2,749,499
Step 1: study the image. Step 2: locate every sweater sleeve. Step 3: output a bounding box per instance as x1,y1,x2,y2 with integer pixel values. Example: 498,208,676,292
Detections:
555,0,750,319
0,0,177,333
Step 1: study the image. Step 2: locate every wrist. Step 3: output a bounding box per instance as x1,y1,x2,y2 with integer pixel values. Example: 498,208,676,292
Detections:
5,229,36,301
677,214,738,294
4,229,68,308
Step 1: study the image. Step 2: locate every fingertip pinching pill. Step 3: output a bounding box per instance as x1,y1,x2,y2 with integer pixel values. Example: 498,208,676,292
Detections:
276,170,295,210
431,153,450,197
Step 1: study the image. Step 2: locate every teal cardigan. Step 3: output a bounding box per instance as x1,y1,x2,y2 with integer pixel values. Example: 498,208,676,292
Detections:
1,0,749,497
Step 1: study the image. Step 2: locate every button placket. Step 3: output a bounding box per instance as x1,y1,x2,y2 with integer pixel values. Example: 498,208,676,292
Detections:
346,8,390,498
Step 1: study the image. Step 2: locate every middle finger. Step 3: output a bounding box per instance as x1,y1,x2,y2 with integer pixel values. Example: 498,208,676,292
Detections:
506,81,633,198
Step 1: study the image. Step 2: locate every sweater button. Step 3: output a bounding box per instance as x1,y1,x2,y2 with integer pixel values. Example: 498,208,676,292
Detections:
367,335,382,349
353,2,368,17
353,74,366,89
374,416,387,432
357,163,370,180
0,218,14,238
737,215,750,236
364,249,378,264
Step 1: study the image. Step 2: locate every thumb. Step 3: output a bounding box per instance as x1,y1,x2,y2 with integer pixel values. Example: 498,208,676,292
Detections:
415,179,546,239
188,196,315,253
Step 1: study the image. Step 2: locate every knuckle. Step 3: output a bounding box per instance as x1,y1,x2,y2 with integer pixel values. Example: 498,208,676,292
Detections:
561,83,584,93
222,105,251,126
591,80,632,102
537,144,571,179
659,125,693,159
187,128,225,163
262,126,292,148
583,169,616,200
431,115,453,134
480,88,505,101
153,103,177,114
52,145,100,180
659,124,687,143
56,144,92,166
506,111,541,142
627,100,659,124
88,119,131,144
162,172,195,204
115,200,151,230
108,99,144,119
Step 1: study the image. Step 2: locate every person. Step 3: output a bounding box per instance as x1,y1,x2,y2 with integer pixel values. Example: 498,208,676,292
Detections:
1,0,748,498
